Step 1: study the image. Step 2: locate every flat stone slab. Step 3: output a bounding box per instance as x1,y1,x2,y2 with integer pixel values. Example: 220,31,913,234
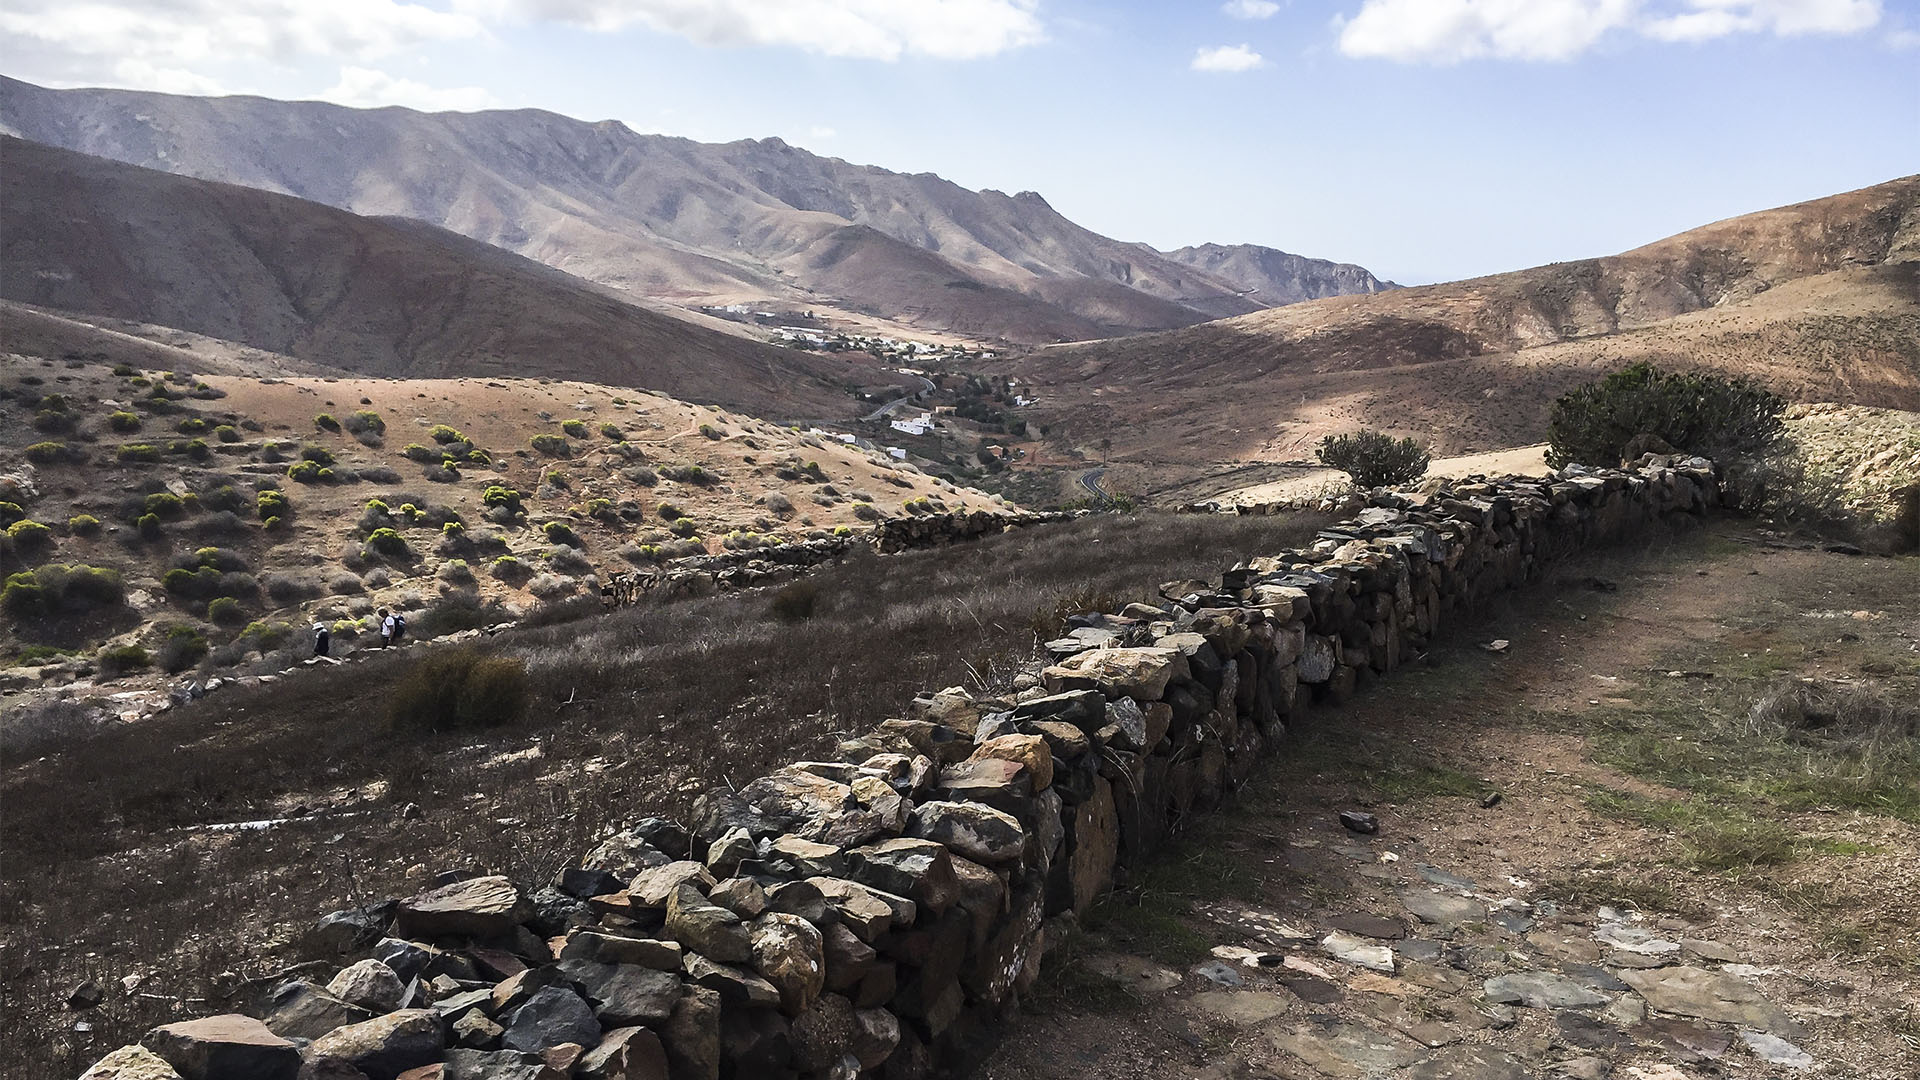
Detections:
1268,1018,1427,1079
1081,952,1181,994
1191,990,1289,1027
1399,889,1482,928
1617,965,1803,1038
1278,976,1344,1005
1594,924,1680,956
1326,913,1407,940
1406,1044,1534,1080
1483,972,1611,1009
1321,931,1396,973
1739,1031,1813,1069
1415,865,1478,893
1635,1016,1734,1061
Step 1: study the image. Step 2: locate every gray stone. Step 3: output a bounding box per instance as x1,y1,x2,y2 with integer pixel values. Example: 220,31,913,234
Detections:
1399,889,1482,928
1594,924,1679,956
442,1049,566,1080
1321,931,1396,973
1326,913,1406,940
577,1026,670,1080
560,930,683,971
683,953,782,1008
706,876,769,918
1191,990,1288,1027
556,959,682,1027
141,1015,301,1080
79,1045,185,1080
846,837,960,913
1617,965,1803,1037
1191,961,1245,987
907,800,1026,864
262,981,375,1041
305,1009,443,1080
1278,976,1343,1005
1679,937,1739,962
662,987,722,1080
1338,811,1378,834
1406,1045,1534,1080
1268,1017,1426,1078
851,1007,901,1069
326,960,407,1013
450,1010,504,1050
1482,972,1610,1009
1557,1056,1611,1080
502,986,601,1054
664,884,752,963
1554,1012,1631,1053
1739,1031,1813,1069
629,862,714,908
395,875,530,939
1415,864,1478,892
749,911,826,1014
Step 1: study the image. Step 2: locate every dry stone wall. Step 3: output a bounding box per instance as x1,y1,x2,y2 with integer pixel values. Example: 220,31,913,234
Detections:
83,458,1720,1080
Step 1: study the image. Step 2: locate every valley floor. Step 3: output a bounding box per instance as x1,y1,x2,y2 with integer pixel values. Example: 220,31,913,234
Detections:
979,526,1919,1079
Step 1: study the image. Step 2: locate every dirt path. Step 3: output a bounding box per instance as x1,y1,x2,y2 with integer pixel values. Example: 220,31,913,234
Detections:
977,527,1919,1080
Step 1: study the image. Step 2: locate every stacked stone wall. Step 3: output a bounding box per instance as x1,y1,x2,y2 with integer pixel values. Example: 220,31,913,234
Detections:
85,458,1720,1080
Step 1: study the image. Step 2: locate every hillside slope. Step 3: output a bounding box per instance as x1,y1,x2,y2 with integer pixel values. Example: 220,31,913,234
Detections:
0,77,1388,343
0,137,879,420
1006,177,1920,471
1160,242,1398,305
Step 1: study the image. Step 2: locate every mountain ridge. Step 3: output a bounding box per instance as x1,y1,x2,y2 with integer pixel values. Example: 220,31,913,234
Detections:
0,75,1388,344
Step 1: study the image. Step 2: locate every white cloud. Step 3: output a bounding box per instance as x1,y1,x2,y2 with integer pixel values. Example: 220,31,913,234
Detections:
1192,43,1269,71
1889,28,1920,49
0,0,483,90
321,66,498,111
1335,0,1882,62
463,0,1045,61
1223,0,1283,18
809,125,838,139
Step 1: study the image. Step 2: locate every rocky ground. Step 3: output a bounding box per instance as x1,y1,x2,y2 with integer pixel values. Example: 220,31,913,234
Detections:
978,527,1919,1080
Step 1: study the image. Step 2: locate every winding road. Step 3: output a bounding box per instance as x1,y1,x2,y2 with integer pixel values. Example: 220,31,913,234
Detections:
861,374,937,422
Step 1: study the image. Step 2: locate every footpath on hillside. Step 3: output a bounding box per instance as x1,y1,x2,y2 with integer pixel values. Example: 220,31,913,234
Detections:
979,526,1919,1080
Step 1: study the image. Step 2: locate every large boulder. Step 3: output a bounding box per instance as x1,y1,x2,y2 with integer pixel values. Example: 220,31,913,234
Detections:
1042,648,1188,700
559,930,682,971
555,960,682,1027
663,884,752,963
395,876,531,939
907,801,1026,865
749,912,826,1014
261,980,374,1041
577,1026,669,1080
682,953,782,1008
629,862,714,909
969,735,1053,791
661,987,722,1080
501,986,601,1054
851,1007,901,1069
80,1045,183,1080
845,838,960,914
327,959,408,1013
141,1016,301,1080
305,1009,444,1080
788,993,857,1073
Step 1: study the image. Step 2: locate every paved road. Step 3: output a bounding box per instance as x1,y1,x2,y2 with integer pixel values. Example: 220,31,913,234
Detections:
1077,467,1110,505
861,375,936,422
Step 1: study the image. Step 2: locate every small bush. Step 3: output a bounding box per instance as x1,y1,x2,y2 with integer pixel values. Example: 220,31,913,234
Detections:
67,514,101,536
201,486,250,514
287,460,322,483
97,643,151,677
329,572,365,594
542,521,582,547
660,464,715,486
237,620,294,652
599,422,622,439
25,442,68,464
699,423,722,440
112,364,137,377
257,489,290,521
561,419,589,438
315,413,341,432
143,492,188,519
136,514,163,540
117,443,161,463
545,546,592,574
769,580,819,621
667,518,697,539
429,425,467,444
207,596,246,625
491,555,529,581
108,411,142,433
657,502,685,521
1545,361,1787,469
32,410,76,434
0,503,20,528
530,433,571,457
1316,430,1431,489
442,521,466,538
389,647,529,733
365,527,411,559
169,438,212,461
853,502,881,521
528,572,577,599
263,572,319,604
543,469,569,490
344,410,385,436
176,417,208,434
482,486,524,516
213,424,240,443
7,520,54,551
300,445,336,466
439,559,473,582
156,624,209,672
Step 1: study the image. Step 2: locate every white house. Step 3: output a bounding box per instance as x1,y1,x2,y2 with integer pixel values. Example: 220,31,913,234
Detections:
890,414,935,437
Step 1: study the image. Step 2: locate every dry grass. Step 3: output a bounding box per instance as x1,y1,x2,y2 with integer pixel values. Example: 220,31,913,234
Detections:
0,509,1323,1075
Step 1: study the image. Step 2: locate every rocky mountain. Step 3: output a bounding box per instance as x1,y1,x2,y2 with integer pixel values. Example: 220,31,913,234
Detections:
1002,175,1920,474
0,76,1389,344
1160,243,1398,305
0,136,873,420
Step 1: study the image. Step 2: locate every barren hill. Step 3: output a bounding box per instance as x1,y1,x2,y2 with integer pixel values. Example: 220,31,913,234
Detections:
0,136,883,420
1005,176,1920,480
1160,242,1398,305
0,76,1389,343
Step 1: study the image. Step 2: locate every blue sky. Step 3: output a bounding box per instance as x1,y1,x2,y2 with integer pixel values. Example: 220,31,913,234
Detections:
4,0,1916,284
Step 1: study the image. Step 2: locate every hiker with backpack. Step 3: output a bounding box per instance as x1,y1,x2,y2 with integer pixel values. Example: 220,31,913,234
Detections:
379,608,405,648
312,621,331,657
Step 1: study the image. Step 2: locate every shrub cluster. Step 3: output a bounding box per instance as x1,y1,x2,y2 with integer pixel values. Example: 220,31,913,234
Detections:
560,419,589,438
388,647,529,733
3,564,124,619
529,433,571,457
1545,362,1786,469
1316,431,1431,489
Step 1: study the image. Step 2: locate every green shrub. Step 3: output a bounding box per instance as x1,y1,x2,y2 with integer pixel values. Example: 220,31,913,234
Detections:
543,469,569,490
170,439,211,461
112,364,137,377
429,425,468,444
97,644,151,677
699,423,722,440
1316,430,1431,489
300,445,336,466
529,433,571,457
853,502,881,521
128,376,151,388
0,503,21,527
108,411,142,433
315,413,341,432
176,417,208,434
32,410,75,434
657,502,684,521
143,492,188,519
668,518,696,538
491,555,529,581
257,489,290,521
389,647,529,733
37,393,70,412
599,422,622,439
365,527,410,558
1545,361,1787,469
833,525,852,537
136,514,162,540
156,624,209,672
561,419,588,438
482,486,524,515
442,521,466,537
207,596,246,625
213,424,240,443
345,410,385,436
200,486,250,514
237,620,294,652
403,443,438,463
439,558,473,582
660,464,715,486
7,520,54,551
67,514,100,536
25,442,67,464
117,444,161,463
287,460,321,483
542,521,582,547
